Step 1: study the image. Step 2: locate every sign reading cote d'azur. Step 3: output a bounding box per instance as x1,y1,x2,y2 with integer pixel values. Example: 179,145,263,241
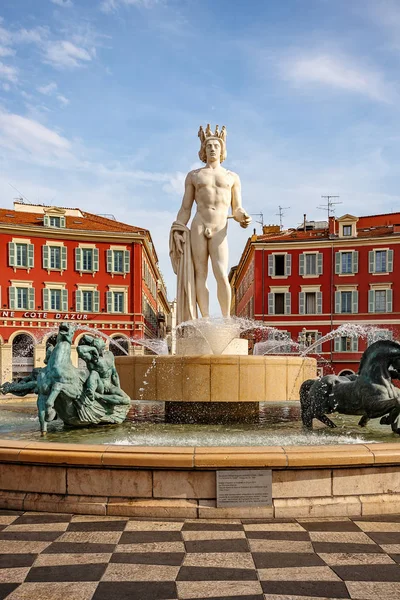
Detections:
1,311,90,320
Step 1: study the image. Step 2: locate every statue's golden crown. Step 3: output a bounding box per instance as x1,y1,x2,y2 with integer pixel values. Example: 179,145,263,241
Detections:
198,124,227,144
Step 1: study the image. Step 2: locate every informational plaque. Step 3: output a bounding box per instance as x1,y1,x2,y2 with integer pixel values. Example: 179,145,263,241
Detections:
216,470,272,507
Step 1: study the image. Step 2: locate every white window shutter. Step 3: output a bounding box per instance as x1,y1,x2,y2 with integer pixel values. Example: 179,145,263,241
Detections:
75,290,82,312
43,289,49,311
60,216,66,228
299,253,305,276
8,242,15,267
75,248,82,271
9,286,16,309
43,215,50,227
334,337,341,352
316,291,323,314
335,252,341,274
285,254,291,276
317,252,323,275
352,290,358,314
369,250,375,273
352,251,359,274
352,336,359,352
285,292,291,315
124,250,130,273
94,290,100,313
299,292,305,314
28,244,34,268
107,291,113,312
61,247,67,271
335,291,341,313
107,250,113,273
28,288,35,310
93,248,99,272
388,249,394,272
268,254,274,276
268,293,274,315
43,245,49,270
62,289,68,312
316,332,322,353
387,289,393,312
368,289,375,313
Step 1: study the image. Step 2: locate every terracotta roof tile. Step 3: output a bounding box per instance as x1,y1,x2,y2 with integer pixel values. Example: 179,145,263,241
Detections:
0,208,148,234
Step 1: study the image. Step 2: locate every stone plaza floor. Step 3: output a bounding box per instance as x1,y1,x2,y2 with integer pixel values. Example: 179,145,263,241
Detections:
0,511,399,599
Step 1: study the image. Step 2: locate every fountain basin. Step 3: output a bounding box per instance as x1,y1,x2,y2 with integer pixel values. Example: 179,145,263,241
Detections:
0,438,400,518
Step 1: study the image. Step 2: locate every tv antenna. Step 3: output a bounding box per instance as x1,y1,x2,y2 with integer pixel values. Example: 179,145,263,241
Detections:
318,195,341,219
8,183,30,204
276,205,290,230
249,212,264,231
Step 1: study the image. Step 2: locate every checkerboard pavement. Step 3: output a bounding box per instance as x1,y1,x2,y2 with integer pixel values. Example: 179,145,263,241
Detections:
0,511,400,599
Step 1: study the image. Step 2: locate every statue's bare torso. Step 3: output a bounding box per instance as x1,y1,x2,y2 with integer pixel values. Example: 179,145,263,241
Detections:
190,166,237,235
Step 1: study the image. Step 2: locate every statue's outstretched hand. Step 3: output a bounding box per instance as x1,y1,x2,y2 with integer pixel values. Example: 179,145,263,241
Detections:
233,208,252,229
173,231,185,254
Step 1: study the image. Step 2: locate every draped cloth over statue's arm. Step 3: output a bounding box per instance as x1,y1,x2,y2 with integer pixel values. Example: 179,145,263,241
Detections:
169,221,198,325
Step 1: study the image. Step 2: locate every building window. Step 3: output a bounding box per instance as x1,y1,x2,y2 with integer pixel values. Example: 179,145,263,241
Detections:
368,329,393,345
369,249,393,274
76,289,99,312
9,285,34,310
16,244,28,267
107,249,130,275
50,246,61,270
43,287,67,312
334,336,358,352
305,254,316,275
75,247,99,273
16,288,28,309
342,225,352,236
44,214,66,228
335,251,358,275
82,249,93,272
298,329,322,352
114,292,124,312
341,291,352,313
50,216,61,228
335,290,358,314
9,241,34,270
268,253,291,277
82,291,93,312
268,292,291,315
369,288,393,313
50,289,61,311
299,252,323,276
299,291,322,314
306,292,316,314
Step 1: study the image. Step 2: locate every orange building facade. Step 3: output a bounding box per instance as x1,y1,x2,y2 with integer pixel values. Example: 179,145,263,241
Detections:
231,212,400,376
0,202,170,381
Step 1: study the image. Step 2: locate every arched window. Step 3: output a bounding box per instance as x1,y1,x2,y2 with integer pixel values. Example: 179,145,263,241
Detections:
109,337,129,356
12,333,34,380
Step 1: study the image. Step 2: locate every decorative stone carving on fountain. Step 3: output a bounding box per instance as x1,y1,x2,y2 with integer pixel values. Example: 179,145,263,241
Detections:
0,323,131,435
300,340,400,433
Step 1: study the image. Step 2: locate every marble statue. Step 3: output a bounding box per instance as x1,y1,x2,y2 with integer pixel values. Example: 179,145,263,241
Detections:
0,323,130,434
170,124,251,323
300,340,400,433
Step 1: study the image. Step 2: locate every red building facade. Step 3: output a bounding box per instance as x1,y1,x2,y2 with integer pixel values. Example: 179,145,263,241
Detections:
232,212,400,375
0,202,170,381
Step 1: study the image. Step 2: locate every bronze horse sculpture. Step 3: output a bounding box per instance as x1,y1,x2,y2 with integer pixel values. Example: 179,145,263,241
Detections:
300,340,400,434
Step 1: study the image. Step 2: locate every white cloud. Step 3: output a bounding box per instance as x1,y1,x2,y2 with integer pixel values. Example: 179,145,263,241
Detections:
37,82,58,95
0,45,15,57
14,27,48,45
43,40,93,69
57,94,70,106
282,53,395,104
50,0,73,7
2,83,10,91
0,62,18,83
100,0,160,13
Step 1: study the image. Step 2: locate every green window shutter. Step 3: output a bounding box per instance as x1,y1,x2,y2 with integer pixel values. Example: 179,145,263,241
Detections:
60,216,66,228
352,251,359,274
285,292,291,315
299,254,305,276
94,290,100,313
317,252,323,275
28,244,34,268
93,248,99,272
316,332,322,353
335,291,341,313
285,254,291,276
299,292,305,315
43,245,49,270
368,290,375,313
268,293,274,315
43,215,50,227
335,252,341,274
28,288,35,310
61,247,67,271
387,289,393,312
334,337,341,352
107,250,113,273
316,291,323,314
124,250,130,273
388,249,394,273
9,286,16,309
369,250,375,273
43,289,49,311
75,290,82,312
268,255,274,276
75,248,82,271
352,336,359,352
352,290,358,314
8,242,16,267
107,291,113,312
62,289,68,312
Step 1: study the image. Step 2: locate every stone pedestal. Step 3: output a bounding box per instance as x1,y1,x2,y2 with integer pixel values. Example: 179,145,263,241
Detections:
177,337,248,356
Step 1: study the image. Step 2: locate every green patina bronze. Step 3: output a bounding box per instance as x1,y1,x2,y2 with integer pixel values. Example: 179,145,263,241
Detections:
0,323,131,435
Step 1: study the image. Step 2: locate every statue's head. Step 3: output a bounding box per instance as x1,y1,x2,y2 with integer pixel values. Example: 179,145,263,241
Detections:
57,322,75,344
198,124,227,163
92,337,106,354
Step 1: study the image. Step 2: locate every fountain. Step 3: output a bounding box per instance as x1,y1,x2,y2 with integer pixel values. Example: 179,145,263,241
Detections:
1,125,400,520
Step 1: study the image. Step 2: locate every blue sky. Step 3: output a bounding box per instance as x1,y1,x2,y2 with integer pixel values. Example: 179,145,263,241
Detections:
0,0,400,313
